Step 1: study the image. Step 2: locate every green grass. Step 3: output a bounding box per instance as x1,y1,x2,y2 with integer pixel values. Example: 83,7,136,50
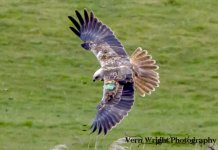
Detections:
0,0,218,149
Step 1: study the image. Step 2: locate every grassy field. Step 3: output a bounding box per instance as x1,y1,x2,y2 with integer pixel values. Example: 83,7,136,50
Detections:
0,0,218,149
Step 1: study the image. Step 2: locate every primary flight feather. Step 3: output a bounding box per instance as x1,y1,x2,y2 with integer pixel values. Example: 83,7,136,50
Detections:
68,9,159,135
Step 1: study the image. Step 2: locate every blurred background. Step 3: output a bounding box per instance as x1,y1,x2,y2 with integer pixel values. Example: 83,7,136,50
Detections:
0,0,218,149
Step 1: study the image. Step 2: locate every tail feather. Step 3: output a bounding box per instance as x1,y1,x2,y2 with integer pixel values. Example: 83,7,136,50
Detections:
139,64,159,70
139,69,159,79
130,47,159,97
131,47,142,58
141,77,159,87
134,77,150,96
135,84,146,96
136,55,152,62
135,51,147,59
135,76,155,92
143,60,156,64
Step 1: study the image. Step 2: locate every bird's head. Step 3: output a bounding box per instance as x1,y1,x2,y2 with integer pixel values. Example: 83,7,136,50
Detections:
93,68,104,82
81,41,96,50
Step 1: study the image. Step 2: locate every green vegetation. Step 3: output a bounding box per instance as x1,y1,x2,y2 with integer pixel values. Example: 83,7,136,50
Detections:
0,0,218,149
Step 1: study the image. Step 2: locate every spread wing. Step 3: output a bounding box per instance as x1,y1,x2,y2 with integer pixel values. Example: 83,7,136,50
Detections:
68,9,128,57
91,81,134,135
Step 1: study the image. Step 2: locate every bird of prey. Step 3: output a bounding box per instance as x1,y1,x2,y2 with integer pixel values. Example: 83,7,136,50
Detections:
68,9,159,135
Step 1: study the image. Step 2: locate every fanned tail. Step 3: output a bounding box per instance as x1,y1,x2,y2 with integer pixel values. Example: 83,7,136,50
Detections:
130,47,159,97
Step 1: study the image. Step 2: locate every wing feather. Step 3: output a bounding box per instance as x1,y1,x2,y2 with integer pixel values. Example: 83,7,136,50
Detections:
84,9,89,25
68,9,128,56
68,16,80,31
75,10,84,27
91,82,134,135
69,27,80,37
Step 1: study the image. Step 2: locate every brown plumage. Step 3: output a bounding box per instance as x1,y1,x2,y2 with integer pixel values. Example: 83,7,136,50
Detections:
130,47,159,96
68,9,160,135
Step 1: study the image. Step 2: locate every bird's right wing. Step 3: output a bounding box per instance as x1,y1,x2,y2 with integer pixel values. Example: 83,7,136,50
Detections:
68,9,128,57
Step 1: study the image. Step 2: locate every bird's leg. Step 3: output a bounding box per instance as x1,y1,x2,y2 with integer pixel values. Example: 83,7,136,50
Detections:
93,68,104,82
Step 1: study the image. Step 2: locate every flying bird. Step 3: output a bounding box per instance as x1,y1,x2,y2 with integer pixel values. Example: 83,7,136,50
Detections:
68,9,159,135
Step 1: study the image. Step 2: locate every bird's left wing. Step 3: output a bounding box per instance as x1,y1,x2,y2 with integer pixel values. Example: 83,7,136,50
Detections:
68,9,128,56
91,81,134,135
